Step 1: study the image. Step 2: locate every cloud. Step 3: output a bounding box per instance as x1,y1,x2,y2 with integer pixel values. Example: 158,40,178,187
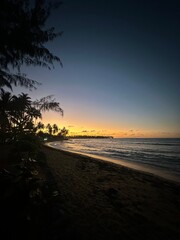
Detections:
68,125,74,128
81,130,96,133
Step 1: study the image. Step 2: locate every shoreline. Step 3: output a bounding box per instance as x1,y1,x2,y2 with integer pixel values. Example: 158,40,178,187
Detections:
1,143,179,239
45,142,180,184
43,145,180,239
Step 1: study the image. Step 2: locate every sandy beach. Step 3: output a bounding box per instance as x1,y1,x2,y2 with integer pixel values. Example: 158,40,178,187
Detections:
43,145,180,240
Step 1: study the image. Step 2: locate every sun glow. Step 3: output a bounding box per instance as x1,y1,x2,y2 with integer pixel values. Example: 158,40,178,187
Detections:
40,111,180,139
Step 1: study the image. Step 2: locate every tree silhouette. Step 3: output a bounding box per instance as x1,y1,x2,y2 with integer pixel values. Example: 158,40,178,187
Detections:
0,89,13,138
0,0,64,143
10,93,42,136
36,121,45,131
0,90,63,142
58,127,69,137
0,0,62,90
52,124,59,135
46,123,52,135
33,95,63,116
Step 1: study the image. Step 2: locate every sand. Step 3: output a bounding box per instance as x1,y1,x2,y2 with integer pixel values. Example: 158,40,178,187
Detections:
43,145,180,240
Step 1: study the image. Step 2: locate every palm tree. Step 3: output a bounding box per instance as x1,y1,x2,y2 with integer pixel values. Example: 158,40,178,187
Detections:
52,124,59,135
10,93,41,135
13,93,31,109
46,123,52,136
32,95,63,116
36,122,45,131
58,127,69,137
0,90,63,142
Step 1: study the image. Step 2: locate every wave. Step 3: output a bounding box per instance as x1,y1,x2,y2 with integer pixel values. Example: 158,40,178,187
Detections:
50,138,180,179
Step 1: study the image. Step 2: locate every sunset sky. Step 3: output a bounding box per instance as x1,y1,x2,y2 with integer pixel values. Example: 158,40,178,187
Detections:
14,0,180,138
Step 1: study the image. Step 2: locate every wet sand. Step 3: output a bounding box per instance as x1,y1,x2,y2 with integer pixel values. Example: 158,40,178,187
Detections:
43,145,180,240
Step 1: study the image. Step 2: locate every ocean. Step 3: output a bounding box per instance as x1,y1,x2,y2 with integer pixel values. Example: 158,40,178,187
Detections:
48,138,180,182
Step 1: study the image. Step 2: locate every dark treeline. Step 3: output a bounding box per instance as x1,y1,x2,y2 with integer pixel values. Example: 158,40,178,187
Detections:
69,135,113,139
0,1,67,239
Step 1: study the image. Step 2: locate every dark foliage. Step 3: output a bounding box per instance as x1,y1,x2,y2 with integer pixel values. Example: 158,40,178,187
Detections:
0,144,63,240
0,90,63,143
0,0,62,90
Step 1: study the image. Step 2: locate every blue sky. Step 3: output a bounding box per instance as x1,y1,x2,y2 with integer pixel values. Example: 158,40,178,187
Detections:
14,0,180,137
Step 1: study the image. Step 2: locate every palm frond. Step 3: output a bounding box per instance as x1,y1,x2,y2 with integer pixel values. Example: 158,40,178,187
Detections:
33,95,63,116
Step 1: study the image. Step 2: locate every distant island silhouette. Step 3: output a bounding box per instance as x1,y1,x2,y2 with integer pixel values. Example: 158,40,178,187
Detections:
69,135,113,139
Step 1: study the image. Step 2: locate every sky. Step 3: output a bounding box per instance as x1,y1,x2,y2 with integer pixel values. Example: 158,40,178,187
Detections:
15,0,180,138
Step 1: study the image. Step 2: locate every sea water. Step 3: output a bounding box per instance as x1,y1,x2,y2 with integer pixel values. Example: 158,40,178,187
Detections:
48,138,180,182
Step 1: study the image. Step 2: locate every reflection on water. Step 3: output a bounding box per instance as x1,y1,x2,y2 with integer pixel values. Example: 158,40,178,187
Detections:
47,138,180,182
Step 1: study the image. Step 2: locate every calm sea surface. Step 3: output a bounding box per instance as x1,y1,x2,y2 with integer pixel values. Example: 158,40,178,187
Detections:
48,138,180,182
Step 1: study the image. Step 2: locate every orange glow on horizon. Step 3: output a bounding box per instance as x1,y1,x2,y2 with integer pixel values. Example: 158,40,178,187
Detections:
38,122,180,139
40,112,180,138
